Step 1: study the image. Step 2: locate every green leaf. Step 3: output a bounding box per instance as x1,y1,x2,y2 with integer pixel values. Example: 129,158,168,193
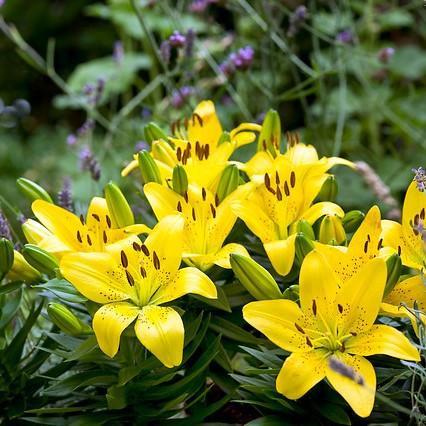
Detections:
0,288,22,328
389,46,426,80
209,316,264,344
0,281,22,296
313,401,351,425
35,278,87,303
191,285,231,312
377,9,413,31
246,415,295,426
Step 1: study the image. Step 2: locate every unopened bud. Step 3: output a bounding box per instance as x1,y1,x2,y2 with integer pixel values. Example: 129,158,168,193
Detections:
138,150,162,184
105,182,134,227
282,284,299,301
7,250,41,283
172,165,188,196
317,175,338,202
384,254,402,297
144,122,168,143
151,140,176,167
22,244,59,276
22,219,50,244
319,215,346,245
0,238,14,276
257,109,281,157
217,164,240,203
47,303,91,336
218,131,231,146
342,210,365,233
230,253,282,300
295,233,315,266
16,177,53,203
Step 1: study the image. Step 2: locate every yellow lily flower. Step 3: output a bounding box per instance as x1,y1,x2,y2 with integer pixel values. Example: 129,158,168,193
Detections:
243,251,420,418
23,198,150,258
122,100,261,190
60,214,217,367
144,182,248,271
232,153,345,276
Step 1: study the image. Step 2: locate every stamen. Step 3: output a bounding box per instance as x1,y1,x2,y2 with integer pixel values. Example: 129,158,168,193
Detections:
215,194,220,207
420,208,425,220
205,144,210,159
363,240,369,253
76,230,83,243
284,181,290,196
79,214,85,225
140,266,147,278
132,242,140,251
103,231,108,244
312,299,317,316
377,238,383,250
367,234,371,242
264,173,271,189
87,234,92,246
276,186,282,201
202,187,206,201
91,213,100,222
275,171,280,185
125,270,135,286
337,304,343,314
350,331,357,336
210,204,216,218
183,191,189,203
121,250,128,268
106,215,112,228
176,147,182,162
339,341,346,352
397,245,401,256
153,251,160,270
192,208,196,221
177,201,182,212
290,171,296,188
192,112,203,127
306,336,313,347
295,323,305,334
141,244,150,256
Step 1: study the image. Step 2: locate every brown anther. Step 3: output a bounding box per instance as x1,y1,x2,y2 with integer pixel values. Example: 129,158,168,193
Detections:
183,191,189,203
339,342,345,353
177,201,182,212
420,208,425,220
192,207,196,221
184,117,189,129
76,230,83,243
195,141,201,158
397,245,401,256
312,299,317,316
290,171,296,188
141,244,150,256
363,240,369,254
103,231,108,244
306,336,313,347
153,251,160,270
377,238,383,250
367,234,371,242
87,234,92,246
140,266,147,278
205,144,210,159
215,193,220,207
202,187,207,201
284,181,290,196
414,214,420,226
120,250,128,268
264,173,271,189
262,139,267,151
193,112,203,127
275,171,280,185
176,147,182,162
276,186,282,201
171,121,176,135
210,204,216,218
294,323,305,334
350,331,357,336
337,304,343,314
132,242,140,251
106,215,112,228
79,214,85,225
91,213,100,222
181,150,188,165
125,270,135,286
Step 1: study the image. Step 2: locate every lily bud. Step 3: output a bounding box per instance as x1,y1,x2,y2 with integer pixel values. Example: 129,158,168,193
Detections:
7,251,41,283
319,215,346,245
230,253,282,300
217,164,239,203
16,177,53,203
22,219,50,245
172,165,188,196
22,244,59,276
282,284,299,301
47,303,91,336
138,150,162,184
217,131,231,146
144,122,168,143
257,109,281,157
151,141,176,167
342,210,365,233
295,233,315,266
105,182,134,227
384,254,402,297
0,238,14,277
317,175,338,202
296,219,315,241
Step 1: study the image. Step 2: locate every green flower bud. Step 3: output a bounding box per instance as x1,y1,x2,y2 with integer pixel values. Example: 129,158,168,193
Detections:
47,303,91,336
172,165,188,196
144,122,168,143
138,150,162,184
296,219,315,241
384,254,402,298
217,164,239,203
217,131,231,146
105,182,134,228
282,284,299,301
22,244,59,276
151,141,175,167
257,109,281,157
230,254,282,300
16,177,53,204
0,238,14,277
319,215,346,245
7,251,41,283
317,175,338,202
295,233,315,266
342,210,365,233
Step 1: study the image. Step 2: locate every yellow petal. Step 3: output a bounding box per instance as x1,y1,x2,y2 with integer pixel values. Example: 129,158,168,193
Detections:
284,143,319,164
92,302,139,358
299,250,339,318
242,151,274,177
243,300,312,353
144,183,181,220
22,219,52,244
264,234,297,277
312,242,349,285
345,324,420,361
135,305,184,368
326,353,375,418
86,197,110,229
211,243,249,269
188,100,222,147
32,200,82,251
380,302,425,337
384,274,426,312
123,224,151,235
60,252,135,303
302,202,344,224
152,266,217,304
152,140,177,167
121,158,138,177
336,258,387,335
276,350,328,399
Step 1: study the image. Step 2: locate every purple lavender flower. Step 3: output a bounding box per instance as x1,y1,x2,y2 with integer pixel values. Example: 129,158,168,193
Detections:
79,146,101,181
220,46,255,77
171,86,194,108
288,5,308,37
135,140,149,152
58,178,73,211
189,0,210,13
336,30,354,44
66,133,77,146
77,118,95,138
378,47,395,64
169,31,186,48
0,210,13,241
83,83,95,96
0,0,4,8
412,167,426,192
113,41,124,65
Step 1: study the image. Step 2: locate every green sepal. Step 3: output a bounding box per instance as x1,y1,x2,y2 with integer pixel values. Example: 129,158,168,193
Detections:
342,210,365,233
47,303,92,336
282,284,299,301
317,175,338,202
172,165,188,196
144,122,168,143
217,164,239,203
294,233,315,266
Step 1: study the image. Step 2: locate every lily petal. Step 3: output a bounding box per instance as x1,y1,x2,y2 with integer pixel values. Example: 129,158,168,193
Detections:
93,302,139,358
326,353,375,418
135,305,184,368
243,300,312,353
144,183,181,220
346,324,420,361
276,349,328,399
302,202,344,225
264,234,297,277
384,274,426,312
188,100,222,146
